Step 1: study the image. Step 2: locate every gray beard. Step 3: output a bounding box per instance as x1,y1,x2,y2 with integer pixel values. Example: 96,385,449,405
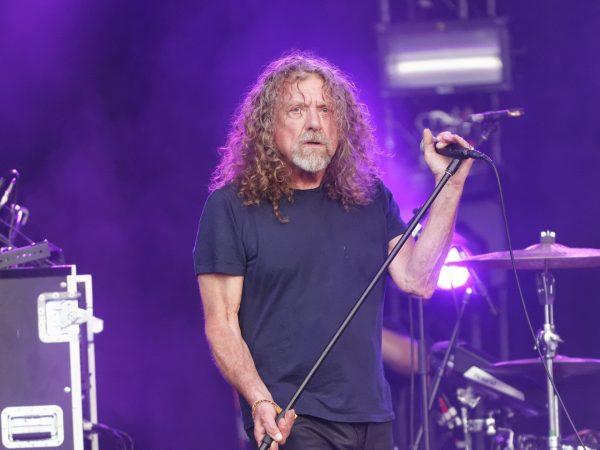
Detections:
291,145,331,173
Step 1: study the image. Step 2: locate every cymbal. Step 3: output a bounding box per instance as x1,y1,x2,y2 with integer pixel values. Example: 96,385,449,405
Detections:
447,242,600,270
489,355,600,380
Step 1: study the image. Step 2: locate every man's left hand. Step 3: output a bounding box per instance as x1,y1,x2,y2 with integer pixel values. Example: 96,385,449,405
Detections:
421,128,475,187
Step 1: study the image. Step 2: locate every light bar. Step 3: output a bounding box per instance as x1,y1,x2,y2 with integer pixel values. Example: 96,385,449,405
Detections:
396,56,502,75
378,20,511,94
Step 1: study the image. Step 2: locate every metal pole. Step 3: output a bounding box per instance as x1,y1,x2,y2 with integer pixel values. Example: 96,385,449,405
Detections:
412,294,470,450
537,267,561,450
417,298,430,450
544,302,561,449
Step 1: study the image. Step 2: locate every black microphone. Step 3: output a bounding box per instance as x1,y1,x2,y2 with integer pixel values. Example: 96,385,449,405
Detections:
435,142,492,162
469,108,524,123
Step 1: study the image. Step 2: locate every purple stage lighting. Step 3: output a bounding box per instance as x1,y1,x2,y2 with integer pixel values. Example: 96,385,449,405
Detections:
438,246,471,290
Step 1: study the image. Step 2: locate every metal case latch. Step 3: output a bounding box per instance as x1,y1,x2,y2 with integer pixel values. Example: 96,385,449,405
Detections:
1,405,64,448
38,291,102,343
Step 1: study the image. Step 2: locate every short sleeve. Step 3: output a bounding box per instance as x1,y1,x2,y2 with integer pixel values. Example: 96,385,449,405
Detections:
381,183,407,241
193,188,247,276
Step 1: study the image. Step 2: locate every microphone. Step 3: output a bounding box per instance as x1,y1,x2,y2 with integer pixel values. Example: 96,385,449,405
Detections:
434,141,492,162
469,108,524,123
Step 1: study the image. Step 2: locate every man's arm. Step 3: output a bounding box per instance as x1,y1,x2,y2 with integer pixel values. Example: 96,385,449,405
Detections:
382,328,419,375
198,273,295,447
388,129,474,298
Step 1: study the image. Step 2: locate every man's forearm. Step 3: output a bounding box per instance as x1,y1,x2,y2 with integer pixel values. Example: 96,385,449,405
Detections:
206,320,272,406
408,183,463,296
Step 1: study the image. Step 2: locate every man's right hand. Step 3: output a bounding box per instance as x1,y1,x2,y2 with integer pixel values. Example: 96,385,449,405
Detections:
253,403,297,449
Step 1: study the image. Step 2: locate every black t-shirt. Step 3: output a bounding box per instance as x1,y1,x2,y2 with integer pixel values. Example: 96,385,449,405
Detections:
193,182,406,429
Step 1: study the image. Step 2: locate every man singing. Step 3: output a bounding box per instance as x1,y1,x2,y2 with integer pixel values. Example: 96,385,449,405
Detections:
194,52,473,449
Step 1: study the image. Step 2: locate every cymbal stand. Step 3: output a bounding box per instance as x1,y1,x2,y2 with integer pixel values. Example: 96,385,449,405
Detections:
536,231,562,450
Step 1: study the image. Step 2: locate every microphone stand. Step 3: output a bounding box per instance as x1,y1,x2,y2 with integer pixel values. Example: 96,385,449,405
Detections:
258,157,463,450
417,295,431,450
411,292,470,450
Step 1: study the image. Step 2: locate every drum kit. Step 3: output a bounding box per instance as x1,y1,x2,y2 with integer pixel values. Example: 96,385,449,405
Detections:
434,230,600,450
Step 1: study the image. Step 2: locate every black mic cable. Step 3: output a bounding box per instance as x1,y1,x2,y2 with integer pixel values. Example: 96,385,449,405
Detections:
481,157,586,449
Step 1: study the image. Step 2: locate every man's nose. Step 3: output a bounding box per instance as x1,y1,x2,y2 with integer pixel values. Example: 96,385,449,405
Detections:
305,107,322,131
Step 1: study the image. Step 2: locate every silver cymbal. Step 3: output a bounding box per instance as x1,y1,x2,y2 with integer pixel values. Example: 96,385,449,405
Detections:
489,355,600,380
447,242,600,270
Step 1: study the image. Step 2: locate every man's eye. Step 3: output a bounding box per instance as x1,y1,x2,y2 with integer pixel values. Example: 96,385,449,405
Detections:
288,106,303,117
321,106,330,113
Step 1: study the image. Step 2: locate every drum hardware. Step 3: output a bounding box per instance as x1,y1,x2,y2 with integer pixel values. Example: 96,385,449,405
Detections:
428,344,533,450
448,230,600,450
454,387,518,450
517,434,598,450
467,415,496,438
430,369,548,450
562,429,600,450
536,245,561,450
436,394,461,431
457,386,481,450
430,341,545,417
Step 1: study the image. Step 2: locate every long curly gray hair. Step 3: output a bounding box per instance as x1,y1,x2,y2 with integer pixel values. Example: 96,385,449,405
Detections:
210,51,382,222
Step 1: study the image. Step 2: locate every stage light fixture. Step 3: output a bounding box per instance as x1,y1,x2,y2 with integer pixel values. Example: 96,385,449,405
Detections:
438,246,471,290
377,19,511,95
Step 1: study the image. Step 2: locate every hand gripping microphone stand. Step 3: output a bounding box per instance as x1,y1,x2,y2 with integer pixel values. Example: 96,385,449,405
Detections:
258,157,464,450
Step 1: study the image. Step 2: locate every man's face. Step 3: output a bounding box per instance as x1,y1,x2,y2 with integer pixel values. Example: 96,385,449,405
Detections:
273,74,339,175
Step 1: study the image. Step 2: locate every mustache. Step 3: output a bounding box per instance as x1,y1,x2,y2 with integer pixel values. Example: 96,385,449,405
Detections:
299,132,330,146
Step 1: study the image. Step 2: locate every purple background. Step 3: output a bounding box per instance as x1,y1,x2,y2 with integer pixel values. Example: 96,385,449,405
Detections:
1,1,599,448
